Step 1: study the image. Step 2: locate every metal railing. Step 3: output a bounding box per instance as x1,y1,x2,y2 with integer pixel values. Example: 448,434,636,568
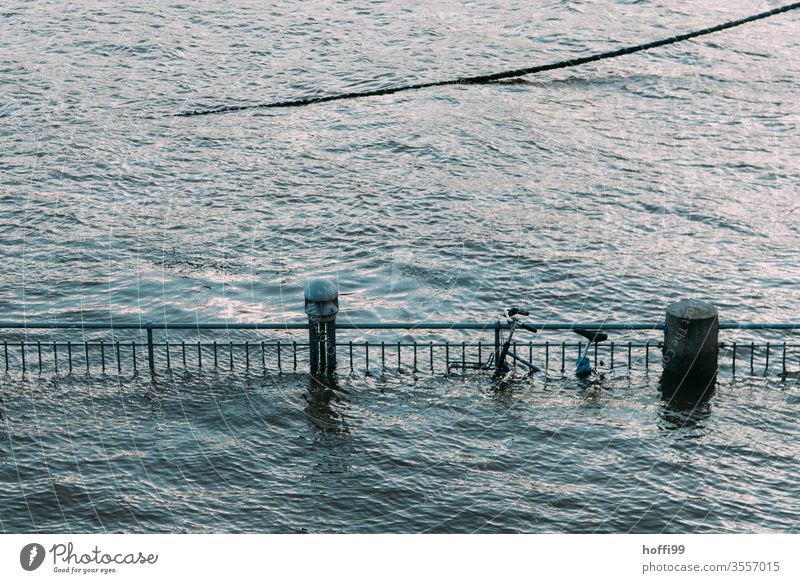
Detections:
0,320,797,378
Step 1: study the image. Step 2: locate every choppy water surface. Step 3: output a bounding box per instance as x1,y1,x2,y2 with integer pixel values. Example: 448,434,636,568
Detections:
1,372,798,533
1,0,799,532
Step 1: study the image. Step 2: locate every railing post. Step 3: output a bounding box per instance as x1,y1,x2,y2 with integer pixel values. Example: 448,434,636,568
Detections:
146,323,155,373
304,278,339,377
493,320,501,375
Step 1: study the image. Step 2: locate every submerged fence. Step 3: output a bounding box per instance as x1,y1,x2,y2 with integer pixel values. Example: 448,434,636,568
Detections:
0,319,797,378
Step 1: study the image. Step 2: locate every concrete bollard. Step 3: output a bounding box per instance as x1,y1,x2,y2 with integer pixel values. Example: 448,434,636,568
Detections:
662,299,719,387
304,278,339,376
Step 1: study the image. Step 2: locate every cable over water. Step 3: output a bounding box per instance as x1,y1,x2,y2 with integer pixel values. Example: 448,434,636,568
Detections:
176,2,800,117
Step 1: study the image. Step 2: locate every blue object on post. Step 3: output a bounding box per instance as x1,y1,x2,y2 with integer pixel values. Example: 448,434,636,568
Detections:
575,355,592,378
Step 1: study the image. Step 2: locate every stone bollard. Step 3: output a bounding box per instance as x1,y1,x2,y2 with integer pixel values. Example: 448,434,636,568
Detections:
304,278,339,376
662,299,719,388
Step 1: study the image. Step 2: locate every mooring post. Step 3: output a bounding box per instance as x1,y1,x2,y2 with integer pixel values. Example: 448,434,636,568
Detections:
304,278,339,376
662,299,719,388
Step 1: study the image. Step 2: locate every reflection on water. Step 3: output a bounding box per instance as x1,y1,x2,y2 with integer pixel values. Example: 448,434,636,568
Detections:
0,372,798,532
303,375,349,435
658,374,715,434
659,373,716,405
658,396,713,435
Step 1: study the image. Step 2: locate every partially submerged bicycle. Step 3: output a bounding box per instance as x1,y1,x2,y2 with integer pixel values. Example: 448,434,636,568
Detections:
448,308,609,379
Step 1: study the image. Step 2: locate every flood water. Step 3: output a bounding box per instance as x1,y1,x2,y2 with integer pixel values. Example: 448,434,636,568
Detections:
1,0,799,532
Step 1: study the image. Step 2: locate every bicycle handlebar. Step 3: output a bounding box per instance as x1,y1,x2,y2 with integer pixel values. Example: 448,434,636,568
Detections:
501,310,607,341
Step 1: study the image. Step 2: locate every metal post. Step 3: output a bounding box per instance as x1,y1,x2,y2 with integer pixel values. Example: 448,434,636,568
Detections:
326,320,337,373
146,323,155,373
318,323,328,373
308,321,320,375
304,278,339,377
494,321,501,376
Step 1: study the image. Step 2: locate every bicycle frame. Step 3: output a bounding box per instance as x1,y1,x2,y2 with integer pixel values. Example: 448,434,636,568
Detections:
447,309,610,380
492,311,540,376
446,309,540,377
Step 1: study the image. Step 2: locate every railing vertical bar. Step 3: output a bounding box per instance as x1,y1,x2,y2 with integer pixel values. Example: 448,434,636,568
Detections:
146,324,154,373
1,326,796,380
365,341,369,373
494,321,501,369
782,342,786,376
198,342,202,369
277,340,281,373
545,341,549,370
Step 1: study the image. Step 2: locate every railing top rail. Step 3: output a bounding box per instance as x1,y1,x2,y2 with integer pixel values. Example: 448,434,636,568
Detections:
0,321,796,331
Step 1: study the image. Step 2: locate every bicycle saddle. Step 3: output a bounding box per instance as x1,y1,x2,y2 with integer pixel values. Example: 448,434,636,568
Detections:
573,328,608,343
